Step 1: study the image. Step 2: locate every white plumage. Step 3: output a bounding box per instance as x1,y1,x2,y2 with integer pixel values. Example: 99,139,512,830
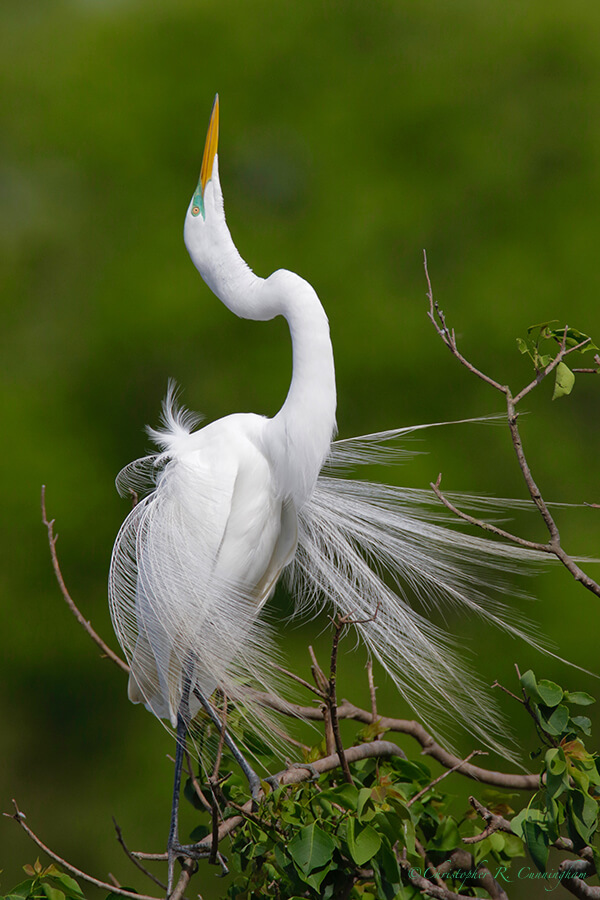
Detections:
109,97,549,765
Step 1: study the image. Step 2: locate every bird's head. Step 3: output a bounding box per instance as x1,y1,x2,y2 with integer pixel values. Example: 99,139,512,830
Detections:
183,95,234,287
187,93,220,224
183,95,261,313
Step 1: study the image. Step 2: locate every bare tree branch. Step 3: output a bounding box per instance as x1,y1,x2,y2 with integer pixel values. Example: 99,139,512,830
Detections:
168,858,197,900
255,692,542,790
424,257,600,599
113,818,167,891
41,487,129,672
327,615,353,784
408,750,486,807
463,795,514,843
4,800,160,900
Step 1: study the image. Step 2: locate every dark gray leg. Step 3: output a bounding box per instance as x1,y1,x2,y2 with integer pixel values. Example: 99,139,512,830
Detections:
166,708,189,894
167,663,212,892
193,687,262,802
166,681,263,894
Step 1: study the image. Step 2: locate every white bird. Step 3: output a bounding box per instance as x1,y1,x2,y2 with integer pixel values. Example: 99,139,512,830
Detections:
108,96,549,876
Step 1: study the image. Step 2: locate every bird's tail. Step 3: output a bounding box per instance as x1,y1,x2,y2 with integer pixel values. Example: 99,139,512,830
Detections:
285,428,562,763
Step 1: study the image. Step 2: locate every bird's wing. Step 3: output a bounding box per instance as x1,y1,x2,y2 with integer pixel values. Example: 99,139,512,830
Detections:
110,417,293,727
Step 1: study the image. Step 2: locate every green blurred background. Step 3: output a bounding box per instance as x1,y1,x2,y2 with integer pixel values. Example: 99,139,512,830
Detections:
1,1,599,897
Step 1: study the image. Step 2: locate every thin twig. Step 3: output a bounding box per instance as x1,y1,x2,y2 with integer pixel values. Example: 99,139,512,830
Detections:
113,818,167,891
366,660,384,740
308,645,329,694
327,616,354,784
431,475,551,552
415,837,446,889
408,750,486,807
424,259,600,598
309,646,335,754
437,850,510,900
272,662,325,698
41,487,129,672
512,331,591,405
463,796,515,844
424,250,507,394
5,800,160,900
399,856,474,900
212,694,228,780
183,750,212,813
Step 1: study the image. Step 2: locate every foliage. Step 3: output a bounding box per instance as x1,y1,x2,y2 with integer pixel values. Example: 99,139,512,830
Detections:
2,860,85,900
516,322,598,399
222,755,525,899
8,670,595,899
511,670,600,874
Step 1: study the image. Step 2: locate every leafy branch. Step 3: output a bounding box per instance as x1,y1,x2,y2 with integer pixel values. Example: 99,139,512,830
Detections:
424,251,600,598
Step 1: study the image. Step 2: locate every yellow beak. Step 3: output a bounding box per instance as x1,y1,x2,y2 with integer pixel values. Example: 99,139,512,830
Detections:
200,94,219,193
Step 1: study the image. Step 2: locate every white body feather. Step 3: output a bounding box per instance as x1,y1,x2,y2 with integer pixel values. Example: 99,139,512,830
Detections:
109,142,547,759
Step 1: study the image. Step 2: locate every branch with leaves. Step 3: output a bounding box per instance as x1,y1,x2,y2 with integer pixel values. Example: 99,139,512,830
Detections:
424,251,600,598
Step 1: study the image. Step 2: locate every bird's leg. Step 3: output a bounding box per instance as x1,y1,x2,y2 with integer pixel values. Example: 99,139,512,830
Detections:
193,687,262,804
166,705,188,895
167,662,210,892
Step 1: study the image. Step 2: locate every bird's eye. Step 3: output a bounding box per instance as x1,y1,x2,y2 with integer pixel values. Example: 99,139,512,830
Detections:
192,206,200,217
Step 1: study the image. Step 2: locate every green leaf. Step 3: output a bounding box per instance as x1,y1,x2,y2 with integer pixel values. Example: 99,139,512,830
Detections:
43,876,84,900
522,820,549,872
510,807,546,839
390,758,431,785
356,787,373,820
288,823,336,875
428,816,461,851
571,716,592,736
279,800,306,825
322,783,359,811
565,691,595,706
503,833,526,860
297,863,330,892
547,327,597,351
188,823,210,842
538,703,570,736
346,819,382,866
4,880,38,900
41,887,64,900
546,771,568,802
520,670,543,703
552,362,575,400
545,748,566,775
516,337,530,355
592,846,600,882
527,320,559,334
377,837,402,884
569,789,598,843
537,680,564,707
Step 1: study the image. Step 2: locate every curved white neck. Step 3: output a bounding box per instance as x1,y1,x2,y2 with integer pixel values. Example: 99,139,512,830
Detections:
184,167,337,505
266,270,337,506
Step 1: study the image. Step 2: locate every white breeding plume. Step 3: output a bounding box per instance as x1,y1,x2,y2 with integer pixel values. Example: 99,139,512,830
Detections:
109,96,549,769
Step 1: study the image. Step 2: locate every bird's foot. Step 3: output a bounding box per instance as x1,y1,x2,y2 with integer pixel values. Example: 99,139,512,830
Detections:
263,774,280,792
247,770,262,810
167,842,210,894
290,761,320,782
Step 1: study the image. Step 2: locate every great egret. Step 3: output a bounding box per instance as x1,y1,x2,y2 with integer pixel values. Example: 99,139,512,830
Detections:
109,96,547,878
